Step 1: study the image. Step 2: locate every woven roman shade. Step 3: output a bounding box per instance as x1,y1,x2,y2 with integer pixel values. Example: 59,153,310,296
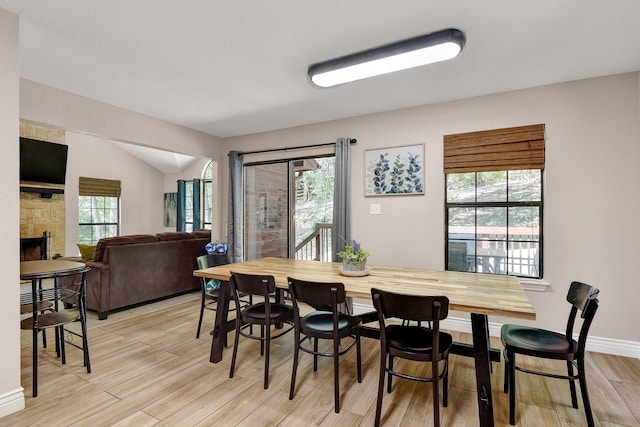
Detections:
79,177,121,197
443,124,545,173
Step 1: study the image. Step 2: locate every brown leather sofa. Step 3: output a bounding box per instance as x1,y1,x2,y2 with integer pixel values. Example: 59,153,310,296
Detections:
83,230,210,319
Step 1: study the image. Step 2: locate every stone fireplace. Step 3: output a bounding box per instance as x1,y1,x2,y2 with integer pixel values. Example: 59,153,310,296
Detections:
19,122,66,259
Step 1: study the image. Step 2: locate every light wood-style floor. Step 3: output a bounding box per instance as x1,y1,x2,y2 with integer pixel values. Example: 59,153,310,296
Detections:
6,293,640,426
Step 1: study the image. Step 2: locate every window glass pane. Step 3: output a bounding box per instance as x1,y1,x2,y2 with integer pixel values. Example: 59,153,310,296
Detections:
204,162,213,180
508,207,539,241
448,207,475,239
507,241,539,277
105,207,118,223
448,241,470,272
477,171,506,202
508,169,541,201
446,173,475,202
477,207,507,241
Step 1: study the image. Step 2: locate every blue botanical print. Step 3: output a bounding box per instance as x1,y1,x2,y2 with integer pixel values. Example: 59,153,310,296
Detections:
366,145,424,195
372,153,390,194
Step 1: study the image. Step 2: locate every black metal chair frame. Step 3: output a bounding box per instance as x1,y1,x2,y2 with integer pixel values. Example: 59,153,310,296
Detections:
288,277,362,413
501,281,600,426
195,254,250,340
20,266,91,397
371,287,453,427
228,271,294,389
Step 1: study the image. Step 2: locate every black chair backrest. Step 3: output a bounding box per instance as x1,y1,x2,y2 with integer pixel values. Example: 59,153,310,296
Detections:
230,271,277,297
288,277,346,311
56,266,90,306
371,287,449,322
567,281,599,314
197,253,230,270
565,281,599,349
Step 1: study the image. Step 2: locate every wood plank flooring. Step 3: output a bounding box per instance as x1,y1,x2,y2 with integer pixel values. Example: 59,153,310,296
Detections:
5,293,640,426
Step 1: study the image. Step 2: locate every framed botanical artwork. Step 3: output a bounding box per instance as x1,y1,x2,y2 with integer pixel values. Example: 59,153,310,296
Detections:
365,143,425,196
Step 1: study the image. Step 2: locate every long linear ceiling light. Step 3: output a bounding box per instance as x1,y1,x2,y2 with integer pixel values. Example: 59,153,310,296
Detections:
308,28,466,88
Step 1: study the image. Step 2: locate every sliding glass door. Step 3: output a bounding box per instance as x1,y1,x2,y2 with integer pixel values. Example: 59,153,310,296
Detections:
243,156,334,261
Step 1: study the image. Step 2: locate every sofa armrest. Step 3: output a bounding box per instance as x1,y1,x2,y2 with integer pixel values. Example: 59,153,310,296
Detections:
83,260,111,319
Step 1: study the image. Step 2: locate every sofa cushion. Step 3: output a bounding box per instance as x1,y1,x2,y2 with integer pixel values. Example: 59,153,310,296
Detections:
92,234,158,262
155,232,195,241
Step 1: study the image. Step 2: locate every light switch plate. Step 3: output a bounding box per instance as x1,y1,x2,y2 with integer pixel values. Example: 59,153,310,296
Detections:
370,203,381,215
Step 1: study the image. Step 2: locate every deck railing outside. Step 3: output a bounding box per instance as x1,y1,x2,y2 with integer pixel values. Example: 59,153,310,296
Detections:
294,223,332,262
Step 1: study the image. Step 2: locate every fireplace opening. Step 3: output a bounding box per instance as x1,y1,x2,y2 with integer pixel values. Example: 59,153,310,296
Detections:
20,231,49,261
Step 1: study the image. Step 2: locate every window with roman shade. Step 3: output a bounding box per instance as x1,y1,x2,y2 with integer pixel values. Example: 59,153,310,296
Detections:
444,124,544,279
78,177,121,245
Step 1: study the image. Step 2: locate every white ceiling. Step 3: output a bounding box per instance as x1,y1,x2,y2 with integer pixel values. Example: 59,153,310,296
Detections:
3,1,640,169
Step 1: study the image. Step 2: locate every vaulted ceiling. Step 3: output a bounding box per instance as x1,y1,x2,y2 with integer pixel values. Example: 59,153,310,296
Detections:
3,1,640,169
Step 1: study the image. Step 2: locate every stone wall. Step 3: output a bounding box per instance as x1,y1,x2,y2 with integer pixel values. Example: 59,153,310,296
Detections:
19,122,66,258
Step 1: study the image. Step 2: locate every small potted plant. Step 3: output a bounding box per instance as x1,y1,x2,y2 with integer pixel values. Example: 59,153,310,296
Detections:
337,239,370,273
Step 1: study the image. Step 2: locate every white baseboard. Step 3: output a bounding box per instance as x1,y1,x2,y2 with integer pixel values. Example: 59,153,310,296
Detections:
353,301,640,358
0,387,25,418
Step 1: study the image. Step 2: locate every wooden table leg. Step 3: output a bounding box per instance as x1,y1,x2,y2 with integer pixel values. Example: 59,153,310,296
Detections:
471,313,495,426
209,280,231,363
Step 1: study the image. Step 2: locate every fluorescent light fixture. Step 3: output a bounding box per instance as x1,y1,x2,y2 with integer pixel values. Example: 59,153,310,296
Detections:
308,28,466,88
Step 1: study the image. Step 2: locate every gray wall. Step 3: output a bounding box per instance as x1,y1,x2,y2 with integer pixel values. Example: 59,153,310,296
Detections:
221,72,640,351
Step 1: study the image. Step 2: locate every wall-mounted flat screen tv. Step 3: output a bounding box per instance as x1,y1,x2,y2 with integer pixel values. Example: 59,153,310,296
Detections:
20,137,69,185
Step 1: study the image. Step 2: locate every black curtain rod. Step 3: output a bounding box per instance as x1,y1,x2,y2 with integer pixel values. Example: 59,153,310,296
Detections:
237,138,356,156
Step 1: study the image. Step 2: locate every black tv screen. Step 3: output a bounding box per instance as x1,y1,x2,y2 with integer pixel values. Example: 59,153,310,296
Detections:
20,138,69,185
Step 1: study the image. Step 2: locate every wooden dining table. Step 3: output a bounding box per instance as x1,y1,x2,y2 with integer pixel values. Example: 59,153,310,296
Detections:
194,257,535,426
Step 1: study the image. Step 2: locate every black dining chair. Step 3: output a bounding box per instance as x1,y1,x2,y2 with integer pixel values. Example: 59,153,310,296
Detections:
20,266,91,397
501,281,600,426
228,271,294,389
288,277,362,413
371,287,452,427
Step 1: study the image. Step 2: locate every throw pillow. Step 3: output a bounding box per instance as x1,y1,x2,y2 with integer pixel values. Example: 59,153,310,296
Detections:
205,279,221,291
77,243,96,260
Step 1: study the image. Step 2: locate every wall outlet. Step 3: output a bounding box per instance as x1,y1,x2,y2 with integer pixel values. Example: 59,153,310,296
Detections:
370,203,381,215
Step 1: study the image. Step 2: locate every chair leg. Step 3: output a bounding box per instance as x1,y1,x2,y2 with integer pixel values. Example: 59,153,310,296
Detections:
387,355,394,393
32,327,38,397
375,350,387,427
567,360,579,408
59,326,67,365
333,335,340,413
432,359,440,427
443,359,449,407
264,325,271,389
196,297,206,338
313,338,319,372
42,325,48,349
356,332,362,383
503,350,509,393
260,325,265,356
229,318,241,379
507,350,516,425
80,302,91,372
577,358,595,427
289,331,300,400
